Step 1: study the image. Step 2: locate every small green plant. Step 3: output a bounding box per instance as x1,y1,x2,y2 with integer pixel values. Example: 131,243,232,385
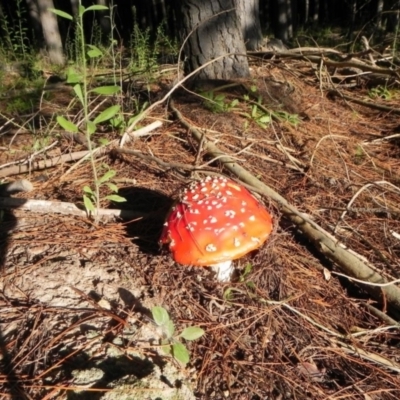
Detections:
368,85,393,100
201,91,239,113
151,306,205,366
242,104,272,129
0,0,31,61
50,2,125,216
223,263,257,301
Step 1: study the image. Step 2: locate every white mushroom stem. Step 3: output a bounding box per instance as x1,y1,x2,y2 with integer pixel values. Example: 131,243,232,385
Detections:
210,260,235,282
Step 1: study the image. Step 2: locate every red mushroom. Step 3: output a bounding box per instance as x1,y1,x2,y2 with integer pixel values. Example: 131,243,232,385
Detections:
159,176,273,281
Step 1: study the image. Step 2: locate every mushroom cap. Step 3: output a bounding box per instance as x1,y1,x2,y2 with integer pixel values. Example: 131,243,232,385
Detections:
160,176,273,266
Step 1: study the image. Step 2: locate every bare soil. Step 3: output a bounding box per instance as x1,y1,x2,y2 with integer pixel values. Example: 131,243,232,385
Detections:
1,55,400,399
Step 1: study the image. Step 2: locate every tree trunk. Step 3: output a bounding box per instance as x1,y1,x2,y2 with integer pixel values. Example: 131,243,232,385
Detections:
376,0,384,29
177,0,249,80
25,0,43,46
96,0,111,37
235,0,263,50
275,0,291,41
37,0,65,65
312,0,319,22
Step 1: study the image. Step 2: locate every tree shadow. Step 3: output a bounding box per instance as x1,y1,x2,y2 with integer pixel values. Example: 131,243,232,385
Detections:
61,287,171,400
112,186,174,255
0,206,30,399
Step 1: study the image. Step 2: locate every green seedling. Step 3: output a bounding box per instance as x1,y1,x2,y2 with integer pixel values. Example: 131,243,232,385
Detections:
50,2,126,217
201,91,239,113
368,85,393,100
151,306,205,366
242,104,271,129
223,263,257,301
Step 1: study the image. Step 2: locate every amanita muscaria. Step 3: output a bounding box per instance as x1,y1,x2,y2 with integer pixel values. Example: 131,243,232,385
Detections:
159,176,273,281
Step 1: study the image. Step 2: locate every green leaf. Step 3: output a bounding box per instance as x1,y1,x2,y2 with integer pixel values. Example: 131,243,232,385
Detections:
165,320,175,339
151,306,170,326
48,8,73,20
87,45,103,58
161,340,172,355
83,185,94,195
73,84,84,106
98,169,116,184
172,343,190,365
251,105,257,118
259,115,271,123
67,68,82,84
91,86,121,95
106,182,119,192
87,121,97,135
93,105,120,124
179,326,205,341
83,194,95,212
223,287,233,301
98,138,110,146
105,194,126,203
85,5,108,12
78,5,85,16
56,116,78,133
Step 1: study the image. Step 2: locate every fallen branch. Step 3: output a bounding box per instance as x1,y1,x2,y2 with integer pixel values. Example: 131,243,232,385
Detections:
329,89,400,114
171,99,400,314
0,197,143,223
0,150,95,178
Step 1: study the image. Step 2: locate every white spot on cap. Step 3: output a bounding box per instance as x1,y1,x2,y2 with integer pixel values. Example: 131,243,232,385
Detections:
201,187,208,193
240,208,246,213
170,239,176,247
226,190,233,196
205,244,217,252
251,237,261,243
234,238,241,247
242,201,247,206
192,194,199,200
203,219,208,224
249,215,256,221
224,210,236,218
176,211,182,218
207,206,212,210
239,222,245,228
210,217,217,223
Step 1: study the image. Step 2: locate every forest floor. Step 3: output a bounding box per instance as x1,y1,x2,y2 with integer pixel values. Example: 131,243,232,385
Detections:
1,51,400,400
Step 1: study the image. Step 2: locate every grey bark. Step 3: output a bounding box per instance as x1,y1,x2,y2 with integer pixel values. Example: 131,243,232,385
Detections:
235,0,263,50
37,0,65,65
312,0,319,22
376,0,384,29
275,0,291,41
178,0,250,80
25,0,43,44
97,0,111,36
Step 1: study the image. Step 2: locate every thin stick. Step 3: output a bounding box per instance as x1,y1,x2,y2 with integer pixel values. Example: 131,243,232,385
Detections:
0,197,144,222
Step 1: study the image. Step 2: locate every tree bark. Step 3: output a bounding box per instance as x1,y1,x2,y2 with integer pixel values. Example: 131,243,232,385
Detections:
37,0,65,65
177,0,249,80
275,0,291,41
235,0,263,50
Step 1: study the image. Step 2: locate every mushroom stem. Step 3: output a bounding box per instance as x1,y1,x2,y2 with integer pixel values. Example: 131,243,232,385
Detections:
210,260,234,282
